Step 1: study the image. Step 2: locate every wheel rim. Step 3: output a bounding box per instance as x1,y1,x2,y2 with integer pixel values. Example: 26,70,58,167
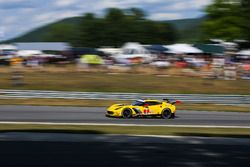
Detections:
123,110,131,118
163,110,170,118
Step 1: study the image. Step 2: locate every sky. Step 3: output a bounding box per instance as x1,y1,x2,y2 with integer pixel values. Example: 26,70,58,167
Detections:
0,0,213,41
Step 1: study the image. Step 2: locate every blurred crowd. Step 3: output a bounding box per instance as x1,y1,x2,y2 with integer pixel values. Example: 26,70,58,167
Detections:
1,41,250,80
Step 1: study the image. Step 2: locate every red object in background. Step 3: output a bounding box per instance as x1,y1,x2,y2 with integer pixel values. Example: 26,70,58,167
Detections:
175,100,181,104
175,61,187,68
242,64,250,71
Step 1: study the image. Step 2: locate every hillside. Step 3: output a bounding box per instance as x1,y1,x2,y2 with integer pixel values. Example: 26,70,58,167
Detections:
4,16,204,44
5,17,82,43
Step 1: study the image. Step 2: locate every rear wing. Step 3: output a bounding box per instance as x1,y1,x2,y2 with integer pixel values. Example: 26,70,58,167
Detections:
163,98,181,105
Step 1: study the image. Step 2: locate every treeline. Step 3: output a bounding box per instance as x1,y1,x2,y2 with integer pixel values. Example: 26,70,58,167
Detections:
6,2,250,46
202,0,250,41
46,8,177,47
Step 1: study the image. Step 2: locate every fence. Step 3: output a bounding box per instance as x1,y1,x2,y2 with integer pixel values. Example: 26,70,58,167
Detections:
1,89,250,105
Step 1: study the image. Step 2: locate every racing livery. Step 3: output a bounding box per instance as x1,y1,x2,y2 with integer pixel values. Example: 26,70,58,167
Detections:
106,99,180,119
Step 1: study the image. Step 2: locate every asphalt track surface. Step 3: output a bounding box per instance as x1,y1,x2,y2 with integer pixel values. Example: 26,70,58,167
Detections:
0,105,250,126
1,106,250,166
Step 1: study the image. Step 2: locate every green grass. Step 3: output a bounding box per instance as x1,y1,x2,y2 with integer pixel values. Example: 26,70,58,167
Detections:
0,67,250,94
0,124,250,138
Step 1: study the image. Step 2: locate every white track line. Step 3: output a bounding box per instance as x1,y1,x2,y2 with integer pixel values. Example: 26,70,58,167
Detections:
1,121,250,128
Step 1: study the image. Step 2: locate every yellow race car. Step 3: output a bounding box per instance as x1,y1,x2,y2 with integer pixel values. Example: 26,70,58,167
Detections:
106,99,181,119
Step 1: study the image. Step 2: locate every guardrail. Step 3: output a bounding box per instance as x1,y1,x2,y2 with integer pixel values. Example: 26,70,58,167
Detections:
1,89,250,104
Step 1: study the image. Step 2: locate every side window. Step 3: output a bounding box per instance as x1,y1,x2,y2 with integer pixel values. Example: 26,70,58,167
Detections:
132,101,145,106
146,101,161,106
137,102,145,106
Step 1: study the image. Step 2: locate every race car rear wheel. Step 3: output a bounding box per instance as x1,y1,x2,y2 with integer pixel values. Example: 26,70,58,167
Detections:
122,109,132,118
161,109,171,119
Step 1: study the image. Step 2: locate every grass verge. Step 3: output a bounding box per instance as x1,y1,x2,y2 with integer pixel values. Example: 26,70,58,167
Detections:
0,124,250,138
0,68,250,94
0,98,249,112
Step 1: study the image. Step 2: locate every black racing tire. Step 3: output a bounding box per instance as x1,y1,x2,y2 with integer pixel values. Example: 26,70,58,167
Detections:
122,108,132,119
161,109,171,119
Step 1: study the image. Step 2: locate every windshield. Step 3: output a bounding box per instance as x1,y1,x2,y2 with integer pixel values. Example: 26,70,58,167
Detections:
132,100,144,106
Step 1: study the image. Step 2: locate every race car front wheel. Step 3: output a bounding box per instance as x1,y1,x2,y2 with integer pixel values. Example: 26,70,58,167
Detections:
122,109,132,118
161,109,171,119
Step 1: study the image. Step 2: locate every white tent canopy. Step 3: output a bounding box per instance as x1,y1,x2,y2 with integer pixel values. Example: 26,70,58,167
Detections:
17,50,43,57
114,42,153,63
17,50,60,58
0,44,17,50
237,50,250,56
165,44,203,54
122,42,150,55
97,48,121,56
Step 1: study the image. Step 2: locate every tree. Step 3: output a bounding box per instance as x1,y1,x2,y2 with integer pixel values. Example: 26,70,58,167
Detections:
78,13,99,47
241,0,250,40
202,0,249,41
126,8,146,20
74,8,177,47
46,23,77,43
103,8,128,47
